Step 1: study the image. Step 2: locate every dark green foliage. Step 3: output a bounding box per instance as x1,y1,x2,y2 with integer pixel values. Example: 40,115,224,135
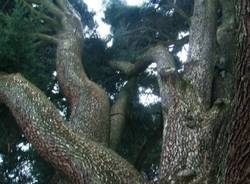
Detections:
0,0,15,13
117,100,162,180
104,0,191,70
0,3,55,91
0,0,194,182
0,2,56,183
69,0,96,34
0,1,97,182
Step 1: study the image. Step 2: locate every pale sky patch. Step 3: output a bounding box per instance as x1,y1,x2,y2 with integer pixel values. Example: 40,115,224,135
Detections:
138,87,161,106
177,32,189,63
177,43,189,62
126,0,145,6
83,0,146,38
17,142,31,152
0,154,3,164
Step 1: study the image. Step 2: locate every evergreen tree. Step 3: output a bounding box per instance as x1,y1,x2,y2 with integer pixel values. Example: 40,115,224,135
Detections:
0,0,249,183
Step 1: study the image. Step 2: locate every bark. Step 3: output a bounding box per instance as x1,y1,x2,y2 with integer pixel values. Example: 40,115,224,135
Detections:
226,0,250,183
0,0,245,183
55,1,110,145
0,73,144,184
157,0,226,181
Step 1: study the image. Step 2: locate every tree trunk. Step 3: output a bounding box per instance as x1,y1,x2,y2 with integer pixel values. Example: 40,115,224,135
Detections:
55,1,110,145
158,0,218,181
0,0,248,183
226,0,250,183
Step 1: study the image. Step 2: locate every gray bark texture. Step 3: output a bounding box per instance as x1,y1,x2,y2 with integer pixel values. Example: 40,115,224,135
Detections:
0,0,248,183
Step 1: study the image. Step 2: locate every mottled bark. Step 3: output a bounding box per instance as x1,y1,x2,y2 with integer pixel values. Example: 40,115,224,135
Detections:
184,0,217,108
0,73,144,184
155,45,208,179
226,0,250,183
0,0,243,183
157,0,225,181
55,1,110,145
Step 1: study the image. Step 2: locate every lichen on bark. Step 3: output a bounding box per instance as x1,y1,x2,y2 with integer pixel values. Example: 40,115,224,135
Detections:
0,0,243,183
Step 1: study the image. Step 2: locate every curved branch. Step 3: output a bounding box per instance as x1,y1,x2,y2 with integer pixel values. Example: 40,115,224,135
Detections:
110,77,137,150
33,33,59,45
109,58,153,77
55,1,110,145
109,60,135,76
109,35,190,77
109,46,160,77
0,73,145,184
22,0,109,144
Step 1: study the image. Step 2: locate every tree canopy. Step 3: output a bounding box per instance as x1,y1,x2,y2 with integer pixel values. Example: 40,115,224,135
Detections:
0,0,248,183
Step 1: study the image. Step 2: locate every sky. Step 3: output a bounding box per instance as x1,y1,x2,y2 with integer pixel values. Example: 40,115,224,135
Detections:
83,0,146,39
83,0,188,62
83,0,188,105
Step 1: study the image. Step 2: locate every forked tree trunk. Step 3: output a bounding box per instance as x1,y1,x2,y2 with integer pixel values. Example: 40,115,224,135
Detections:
158,0,218,180
0,0,248,183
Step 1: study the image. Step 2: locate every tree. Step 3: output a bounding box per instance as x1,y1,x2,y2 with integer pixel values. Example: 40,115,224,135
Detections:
0,0,248,183
225,0,250,183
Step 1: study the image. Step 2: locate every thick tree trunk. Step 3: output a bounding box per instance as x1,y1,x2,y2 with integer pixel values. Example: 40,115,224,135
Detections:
1,0,247,183
226,0,250,183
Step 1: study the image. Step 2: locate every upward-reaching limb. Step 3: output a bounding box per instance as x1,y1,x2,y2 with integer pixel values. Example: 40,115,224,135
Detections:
20,0,110,144
0,73,144,184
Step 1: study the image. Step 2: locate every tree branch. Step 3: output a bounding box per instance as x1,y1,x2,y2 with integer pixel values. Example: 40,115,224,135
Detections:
183,0,218,107
26,0,64,19
109,46,163,77
110,77,137,150
0,73,145,184
18,0,61,30
109,60,135,76
33,33,59,45
109,35,189,77
54,0,68,11
55,1,110,145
